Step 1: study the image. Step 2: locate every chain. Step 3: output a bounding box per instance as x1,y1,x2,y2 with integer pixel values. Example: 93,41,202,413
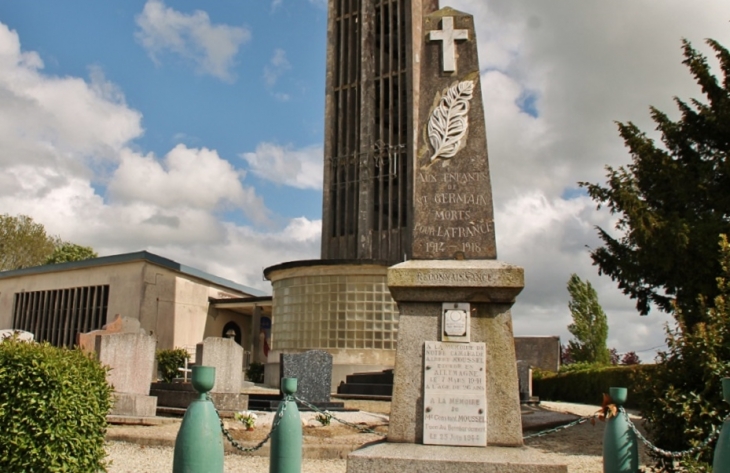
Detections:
523,406,727,458
207,395,727,458
207,393,290,453
292,395,386,436
523,414,598,440
619,406,726,459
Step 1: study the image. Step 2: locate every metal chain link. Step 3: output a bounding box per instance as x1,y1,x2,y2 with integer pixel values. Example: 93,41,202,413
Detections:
523,414,599,440
619,406,727,459
207,393,291,453
207,394,728,458
292,394,386,437
522,405,728,459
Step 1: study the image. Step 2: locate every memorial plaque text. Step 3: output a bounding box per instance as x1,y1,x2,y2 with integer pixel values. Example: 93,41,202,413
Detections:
423,341,487,446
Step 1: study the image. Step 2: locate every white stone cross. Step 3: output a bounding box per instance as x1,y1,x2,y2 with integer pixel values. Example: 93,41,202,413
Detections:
428,16,469,73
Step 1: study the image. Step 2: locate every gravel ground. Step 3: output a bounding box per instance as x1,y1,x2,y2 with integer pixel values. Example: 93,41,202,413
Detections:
106,401,651,472
106,444,346,473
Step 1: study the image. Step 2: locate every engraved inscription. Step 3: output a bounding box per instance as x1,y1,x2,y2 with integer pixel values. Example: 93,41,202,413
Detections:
415,222,493,238
435,210,471,220
423,341,487,446
434,193,489,205
414,168,493,257
418,171,488,183
416,271,493,284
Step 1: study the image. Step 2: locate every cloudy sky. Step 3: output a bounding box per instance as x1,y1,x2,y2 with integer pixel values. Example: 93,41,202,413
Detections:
0,1,728,359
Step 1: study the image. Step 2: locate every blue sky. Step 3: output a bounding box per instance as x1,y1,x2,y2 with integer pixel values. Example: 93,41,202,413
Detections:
1,0,729,357
0,0,327,222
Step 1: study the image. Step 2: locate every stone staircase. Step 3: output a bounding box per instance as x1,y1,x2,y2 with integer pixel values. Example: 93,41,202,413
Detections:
336,369,394,398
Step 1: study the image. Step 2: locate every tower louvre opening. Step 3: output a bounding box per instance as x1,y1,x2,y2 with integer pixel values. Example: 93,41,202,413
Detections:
322,0,432,264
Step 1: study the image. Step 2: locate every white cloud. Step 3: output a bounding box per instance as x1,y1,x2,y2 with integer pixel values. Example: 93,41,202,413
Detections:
495,191,675,356
108,145,269,224
444,0,730,356
0,20,318,294
161,217,322,287
0,23,142,173
241,143,323,190
263,48,291,88
135,0,251,81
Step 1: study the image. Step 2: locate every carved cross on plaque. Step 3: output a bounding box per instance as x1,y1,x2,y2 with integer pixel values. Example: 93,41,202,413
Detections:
428,16,469,73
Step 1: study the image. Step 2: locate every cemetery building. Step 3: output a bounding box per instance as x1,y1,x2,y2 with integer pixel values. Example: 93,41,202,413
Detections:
0,251,272,364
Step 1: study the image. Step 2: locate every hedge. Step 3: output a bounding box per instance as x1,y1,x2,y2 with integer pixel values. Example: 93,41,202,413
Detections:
533,364,655,409
0,338,112,472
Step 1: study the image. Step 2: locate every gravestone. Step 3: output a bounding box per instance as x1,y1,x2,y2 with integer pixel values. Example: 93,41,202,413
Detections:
347,6,566,472
280,350,333,403
515,336,562,372
517,360,536,403
77,314,146,354
192,337,247,411
95,332,158,417
196,337,243,394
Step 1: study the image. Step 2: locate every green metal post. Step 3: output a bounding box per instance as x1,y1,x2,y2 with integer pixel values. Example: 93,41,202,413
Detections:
172,366,224,473
603,387,639,473
713,378,730,470
270,377,302,473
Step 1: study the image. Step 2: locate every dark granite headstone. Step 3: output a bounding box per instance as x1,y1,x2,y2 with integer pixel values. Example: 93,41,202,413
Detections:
280,350,332,402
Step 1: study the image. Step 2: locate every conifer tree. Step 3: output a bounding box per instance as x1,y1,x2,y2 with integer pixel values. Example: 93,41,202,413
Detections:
637,235,730,469
581,39,730,328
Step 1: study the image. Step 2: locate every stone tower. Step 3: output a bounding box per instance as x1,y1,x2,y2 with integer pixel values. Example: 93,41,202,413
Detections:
321,0,440,264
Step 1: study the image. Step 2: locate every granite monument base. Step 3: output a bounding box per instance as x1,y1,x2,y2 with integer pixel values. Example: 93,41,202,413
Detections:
386,260,526,446
347,442,567,473
110,393,158,418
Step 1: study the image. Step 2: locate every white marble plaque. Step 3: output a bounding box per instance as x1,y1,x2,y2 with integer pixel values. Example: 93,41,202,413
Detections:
423,341,486,446
442,302,470,342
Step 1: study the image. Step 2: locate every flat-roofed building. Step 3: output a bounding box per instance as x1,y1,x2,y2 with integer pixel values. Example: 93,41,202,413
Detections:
0,251,272,364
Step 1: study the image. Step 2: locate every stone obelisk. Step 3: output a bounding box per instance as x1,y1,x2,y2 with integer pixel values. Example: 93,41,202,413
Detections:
346,7,567,473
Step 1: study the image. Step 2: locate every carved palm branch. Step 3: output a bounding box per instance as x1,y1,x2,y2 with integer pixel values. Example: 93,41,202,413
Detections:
428,80,475,162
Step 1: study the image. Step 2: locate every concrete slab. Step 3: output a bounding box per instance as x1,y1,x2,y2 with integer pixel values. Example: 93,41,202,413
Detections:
107,415,179,426
347,441,567,473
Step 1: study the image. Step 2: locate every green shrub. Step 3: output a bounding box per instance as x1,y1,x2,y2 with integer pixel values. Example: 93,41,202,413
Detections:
533,364,653,409
246,362,265,383
0,338,112,472
558,361,605,373
156,347,190,383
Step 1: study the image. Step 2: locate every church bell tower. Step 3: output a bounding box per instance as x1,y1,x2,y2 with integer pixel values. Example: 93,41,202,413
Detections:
321,0,440,264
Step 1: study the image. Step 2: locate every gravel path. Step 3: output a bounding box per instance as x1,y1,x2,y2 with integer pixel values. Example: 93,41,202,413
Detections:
106,401,651,472
106,444,346,473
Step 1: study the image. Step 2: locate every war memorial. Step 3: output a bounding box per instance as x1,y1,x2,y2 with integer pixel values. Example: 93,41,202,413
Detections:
267,0,567,470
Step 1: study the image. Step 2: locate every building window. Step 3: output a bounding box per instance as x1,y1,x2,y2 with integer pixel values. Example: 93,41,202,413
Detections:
12,285,110,348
